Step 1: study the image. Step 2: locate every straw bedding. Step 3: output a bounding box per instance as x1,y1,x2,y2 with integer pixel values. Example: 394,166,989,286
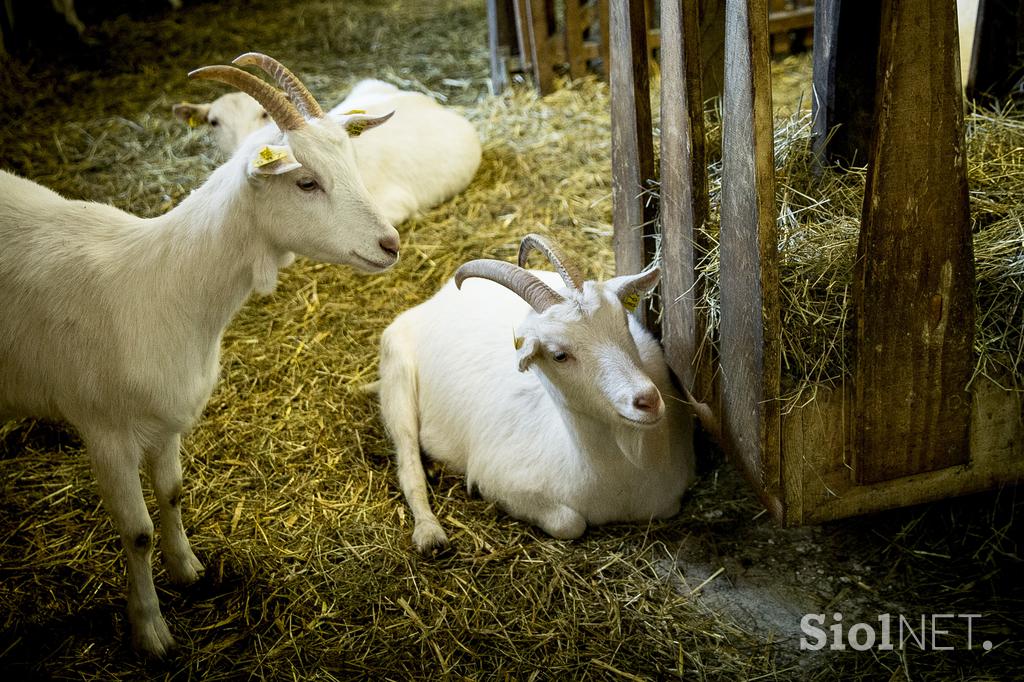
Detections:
0,1,1020,679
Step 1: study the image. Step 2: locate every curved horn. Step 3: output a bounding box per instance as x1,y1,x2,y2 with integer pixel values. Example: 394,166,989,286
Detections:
189,65,305,132
517,233,585,291
233,52,325,119
455,259,565,314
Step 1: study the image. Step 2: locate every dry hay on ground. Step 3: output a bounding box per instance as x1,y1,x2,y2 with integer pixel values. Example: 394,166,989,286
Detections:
0,2,1021,680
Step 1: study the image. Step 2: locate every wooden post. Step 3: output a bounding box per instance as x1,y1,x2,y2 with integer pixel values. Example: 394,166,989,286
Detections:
854,0,975,484
564,0,588,79
966,0,1024,103
718,0,781,516
512,0,535,77
525,0,556,94
697,0,727,99
769,0,792,54
811,0,883,167
610,0,657,328
659,0,712,399
599,0,611,79
487,0,517,94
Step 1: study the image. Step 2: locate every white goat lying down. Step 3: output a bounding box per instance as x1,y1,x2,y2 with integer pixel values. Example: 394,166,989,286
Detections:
0,53,399,657
173,78,482,225
378,235,696,554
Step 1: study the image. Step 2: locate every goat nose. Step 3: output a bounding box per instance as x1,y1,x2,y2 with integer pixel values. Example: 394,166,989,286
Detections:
633,387,662,413
379,233,400,258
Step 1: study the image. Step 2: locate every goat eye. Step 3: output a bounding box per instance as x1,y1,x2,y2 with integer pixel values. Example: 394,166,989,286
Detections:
552,351,570,363
209,119,219,127
296,177,320,192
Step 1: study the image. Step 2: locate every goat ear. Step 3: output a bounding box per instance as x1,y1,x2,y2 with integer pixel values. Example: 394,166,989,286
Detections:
607,266,661,312
247,144,303,176
173,102,211,128
338,109,394,137
515,335,541,372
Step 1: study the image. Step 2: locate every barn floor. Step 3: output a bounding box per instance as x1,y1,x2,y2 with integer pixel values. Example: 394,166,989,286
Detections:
1,1,1021,679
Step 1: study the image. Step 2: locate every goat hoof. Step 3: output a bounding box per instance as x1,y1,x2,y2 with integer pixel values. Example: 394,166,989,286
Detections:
166,550,205,585
413,522,449,557
133,614,176,658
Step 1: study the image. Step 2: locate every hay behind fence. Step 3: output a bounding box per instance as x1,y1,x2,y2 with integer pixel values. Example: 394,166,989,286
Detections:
688,105,1024,407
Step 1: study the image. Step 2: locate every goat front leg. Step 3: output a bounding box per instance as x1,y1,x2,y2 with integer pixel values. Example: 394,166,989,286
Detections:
496,489,586,540
147,433,204,585
379,335,449,555
397,444,449,555
86,429,174,656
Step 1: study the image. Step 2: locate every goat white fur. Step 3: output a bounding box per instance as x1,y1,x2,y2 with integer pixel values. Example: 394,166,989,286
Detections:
0,55,400,657
173,79,482,225
377,236,696,554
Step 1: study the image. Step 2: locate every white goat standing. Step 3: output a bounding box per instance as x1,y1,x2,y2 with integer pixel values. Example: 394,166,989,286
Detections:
0,53,399,656
378,235,696,554
173,78,482,225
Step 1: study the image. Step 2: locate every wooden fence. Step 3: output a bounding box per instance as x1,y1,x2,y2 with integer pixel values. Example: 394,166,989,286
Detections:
612,0,1024,524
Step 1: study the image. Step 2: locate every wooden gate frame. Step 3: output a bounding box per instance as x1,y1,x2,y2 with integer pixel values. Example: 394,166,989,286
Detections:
611,0,1024,524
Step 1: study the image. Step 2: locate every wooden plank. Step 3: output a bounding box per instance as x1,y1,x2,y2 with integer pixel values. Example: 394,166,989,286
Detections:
487,0,513,94
853,0,975,484
769,0,792,54
768,6,815,35
564,0,588,79
966,0,1024,103
512,0,535,74
610,0,656,328
659,0,713,400
718,0,782,516
782,379,1024,525
698,0,727,99
599,0,611,80
525,0,556,94
811,0,882,167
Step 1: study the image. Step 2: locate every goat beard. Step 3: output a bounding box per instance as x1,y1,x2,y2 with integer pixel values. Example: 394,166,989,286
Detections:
613,424,646,467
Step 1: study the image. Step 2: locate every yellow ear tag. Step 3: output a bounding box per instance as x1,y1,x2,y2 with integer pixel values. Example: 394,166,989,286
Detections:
187,115,201,128
514,335,524,350
254,146,288,168
623,293,641,312
342,111,371,137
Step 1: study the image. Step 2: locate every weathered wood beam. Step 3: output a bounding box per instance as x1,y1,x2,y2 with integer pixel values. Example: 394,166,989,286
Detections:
768,6,815,34
610,0,657,328
564,0,588,79
719,0,782,516
487,0,516,94
659,0,712,399
853,0,975,484
525,0,556,94
811,0,882,167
